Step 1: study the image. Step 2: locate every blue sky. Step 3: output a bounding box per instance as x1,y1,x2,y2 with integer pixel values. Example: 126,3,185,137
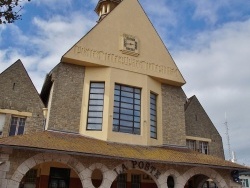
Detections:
1,0,250,166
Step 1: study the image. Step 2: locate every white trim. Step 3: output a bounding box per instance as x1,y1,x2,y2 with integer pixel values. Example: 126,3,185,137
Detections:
0,109,32,117
186,136,212,142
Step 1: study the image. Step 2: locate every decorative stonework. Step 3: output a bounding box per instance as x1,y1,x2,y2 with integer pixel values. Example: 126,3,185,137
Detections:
180,167,228,188
2,152,231,188
7,153,85,188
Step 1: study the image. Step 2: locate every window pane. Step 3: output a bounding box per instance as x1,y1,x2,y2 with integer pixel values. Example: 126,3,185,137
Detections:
91,83,105,88
113,119,119,125
89,100,103,105
134,105,140,111
121,86,133,92
121,102,133,109
9,117,26,136
114,95,120,101
89,106,103,111
90,88,104,94
134,116,140,122
120,114,134,121
87,82,105,130
120,120,133,127
113,84,141,135
88,118,102,124
87,124,102,130
88,112,103,117
121,91,133,98
0,114,6,134
120,108,133,115
9,123,17,136
119,126,133,133
90,94,104,100
150,93,157,139
17,125,25,135
121,97,134,104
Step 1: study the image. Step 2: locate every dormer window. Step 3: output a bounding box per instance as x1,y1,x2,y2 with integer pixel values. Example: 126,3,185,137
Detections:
113,84,141,135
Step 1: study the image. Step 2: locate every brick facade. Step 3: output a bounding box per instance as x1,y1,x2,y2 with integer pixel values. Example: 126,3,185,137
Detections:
185,96,225,158
161,84,186,146
0,148,238,188
0,60,45,137
46,63,85,133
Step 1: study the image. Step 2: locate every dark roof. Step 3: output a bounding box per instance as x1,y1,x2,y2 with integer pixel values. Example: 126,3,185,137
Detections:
0,131,248,170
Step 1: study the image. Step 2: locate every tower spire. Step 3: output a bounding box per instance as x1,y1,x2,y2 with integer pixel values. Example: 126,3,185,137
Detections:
95,0,122,22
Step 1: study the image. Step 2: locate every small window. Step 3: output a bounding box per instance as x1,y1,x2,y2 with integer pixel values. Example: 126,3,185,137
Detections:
186,140,196,151
131,174,141,188
117,174,127,188
87,82,105,131
0,113,6,135
113,84,141,135
9,116,26,136
199,141,209,154
150,93,157,139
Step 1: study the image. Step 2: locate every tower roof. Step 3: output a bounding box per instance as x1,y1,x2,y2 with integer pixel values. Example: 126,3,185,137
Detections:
95,0,122,21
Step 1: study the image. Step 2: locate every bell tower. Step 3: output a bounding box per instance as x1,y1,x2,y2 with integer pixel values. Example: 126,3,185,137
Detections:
95,0,122,21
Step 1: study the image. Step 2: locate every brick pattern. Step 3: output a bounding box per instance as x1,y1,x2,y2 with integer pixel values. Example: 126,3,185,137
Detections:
47,63,85,132
161,84,186,146
0,149,236,188
0,60,45,137
185,96,225,158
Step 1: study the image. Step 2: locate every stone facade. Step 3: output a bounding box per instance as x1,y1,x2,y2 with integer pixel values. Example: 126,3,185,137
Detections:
185,96,225,158
0,60,45,137
46,63,85,133
161,84,186,146
0,148,239,188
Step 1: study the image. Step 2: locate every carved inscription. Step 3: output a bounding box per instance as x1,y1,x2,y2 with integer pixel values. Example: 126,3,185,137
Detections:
113,161,161,179
74,45,179,78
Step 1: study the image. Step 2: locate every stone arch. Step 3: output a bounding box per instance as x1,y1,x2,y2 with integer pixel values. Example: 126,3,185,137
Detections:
179,167,228,188
157,169,181,188
8,152,86,188
82,163,111,188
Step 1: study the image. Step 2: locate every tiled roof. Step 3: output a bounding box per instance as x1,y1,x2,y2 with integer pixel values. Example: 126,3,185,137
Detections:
0,131,247,170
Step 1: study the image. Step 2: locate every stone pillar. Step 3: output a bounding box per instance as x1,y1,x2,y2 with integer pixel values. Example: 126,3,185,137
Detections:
0,147,12,188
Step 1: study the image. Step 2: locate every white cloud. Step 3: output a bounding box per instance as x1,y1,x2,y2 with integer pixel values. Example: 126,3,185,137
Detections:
0,12,96,92
173,18,250,164
191,0,228,24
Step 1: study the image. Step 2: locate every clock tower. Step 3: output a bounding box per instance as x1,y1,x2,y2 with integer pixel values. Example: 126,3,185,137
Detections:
95,0,122,21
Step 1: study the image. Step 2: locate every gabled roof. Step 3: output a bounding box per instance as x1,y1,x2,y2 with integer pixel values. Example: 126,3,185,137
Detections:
62,0,185,86
0,131,247,170
0,59,44,107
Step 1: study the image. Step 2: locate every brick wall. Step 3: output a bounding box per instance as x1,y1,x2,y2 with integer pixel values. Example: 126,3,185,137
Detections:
185,96,225,158
47,63,85,133
0,60,45,137
161,84,186,146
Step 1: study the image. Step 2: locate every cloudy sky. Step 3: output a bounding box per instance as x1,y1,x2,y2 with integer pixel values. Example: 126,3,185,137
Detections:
1,0,250,165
